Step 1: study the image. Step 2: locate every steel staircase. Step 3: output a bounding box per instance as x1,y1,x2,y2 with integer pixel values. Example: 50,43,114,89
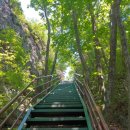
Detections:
0,73,109,130
19,83,92,130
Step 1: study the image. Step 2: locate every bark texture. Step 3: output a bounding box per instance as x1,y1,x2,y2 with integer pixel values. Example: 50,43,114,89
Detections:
106,1,117,108
72,10,89,85
89,8,104,98
51,48,58,75
44,6,51,77
115,0,130,128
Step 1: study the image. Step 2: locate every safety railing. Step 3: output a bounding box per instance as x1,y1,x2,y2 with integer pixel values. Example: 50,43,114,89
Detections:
74,73,109,130
0,74,60,129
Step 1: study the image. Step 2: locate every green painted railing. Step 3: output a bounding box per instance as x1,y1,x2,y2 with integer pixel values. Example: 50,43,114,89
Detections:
74,73,109,130
0,72,109,130
0,74,60,129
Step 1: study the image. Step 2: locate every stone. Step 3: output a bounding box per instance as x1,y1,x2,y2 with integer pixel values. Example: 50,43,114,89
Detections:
0,0,45,76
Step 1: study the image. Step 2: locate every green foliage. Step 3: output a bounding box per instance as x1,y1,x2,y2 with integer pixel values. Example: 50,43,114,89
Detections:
28,22,46,42
0,0,129,128
10,0,27,24
10,0,23,15
0,28,31,106
29,0,129,128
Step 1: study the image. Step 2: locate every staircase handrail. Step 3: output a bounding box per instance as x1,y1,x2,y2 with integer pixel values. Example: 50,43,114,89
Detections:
74,81,96,128
0,74,60,129
35,74,57,79
10,79,60,129
75,78,101,129
0,74,58,116
83,80,109,130
74,72,84,77
0,77,58,126
74,74,109,130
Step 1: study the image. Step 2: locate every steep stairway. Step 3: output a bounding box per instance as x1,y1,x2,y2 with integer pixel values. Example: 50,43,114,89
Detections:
18,83,92,130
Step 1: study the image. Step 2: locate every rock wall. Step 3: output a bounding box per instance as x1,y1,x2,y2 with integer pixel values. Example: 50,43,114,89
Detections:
0,0,45,76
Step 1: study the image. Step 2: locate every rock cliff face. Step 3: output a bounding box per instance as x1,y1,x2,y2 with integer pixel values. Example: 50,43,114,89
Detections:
0,0,45,76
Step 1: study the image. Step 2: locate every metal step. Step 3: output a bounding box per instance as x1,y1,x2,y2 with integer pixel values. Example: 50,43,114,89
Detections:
45,96,79,99
38,102,82,105
26,117,87,128
31,109,84,113
27,117,86,121
34,104,83,109
43,99,80,101
23,128,88,130
41,101,81,104
31,109,85,118
19,83,91,129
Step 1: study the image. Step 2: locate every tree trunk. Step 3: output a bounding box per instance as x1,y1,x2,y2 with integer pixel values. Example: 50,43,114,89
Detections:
42,5,51,89
48,48,58,87
115,0,130,128
106,1,117,111
44,6,51,77
50,48,58,75
101,47,108,68
89,8,104,99
72,10,89,85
